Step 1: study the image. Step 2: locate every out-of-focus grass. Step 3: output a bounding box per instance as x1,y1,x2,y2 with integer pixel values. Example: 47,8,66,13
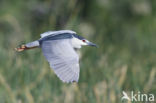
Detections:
0,0,156,103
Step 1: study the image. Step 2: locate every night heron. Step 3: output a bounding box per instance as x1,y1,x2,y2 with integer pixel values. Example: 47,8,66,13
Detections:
15,30,97,83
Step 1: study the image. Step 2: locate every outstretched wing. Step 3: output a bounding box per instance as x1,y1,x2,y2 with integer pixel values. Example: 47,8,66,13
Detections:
41,39,80,83
40,30,76,38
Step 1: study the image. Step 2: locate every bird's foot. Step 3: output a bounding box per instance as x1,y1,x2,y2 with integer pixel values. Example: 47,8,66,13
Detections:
15,45,27,52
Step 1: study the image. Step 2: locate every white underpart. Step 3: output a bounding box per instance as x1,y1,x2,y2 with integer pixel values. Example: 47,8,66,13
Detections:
25,40,40,48
40,30,76,38
71,37,87,48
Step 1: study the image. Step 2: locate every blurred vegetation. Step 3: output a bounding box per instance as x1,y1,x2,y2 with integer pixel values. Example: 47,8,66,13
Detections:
0,0,156,103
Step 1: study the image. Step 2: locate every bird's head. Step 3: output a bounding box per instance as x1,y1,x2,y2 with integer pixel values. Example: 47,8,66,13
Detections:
71,36,97,49
81,39,97,47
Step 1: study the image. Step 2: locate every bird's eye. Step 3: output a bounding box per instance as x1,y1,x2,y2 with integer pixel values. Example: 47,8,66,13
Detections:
82,39,86,42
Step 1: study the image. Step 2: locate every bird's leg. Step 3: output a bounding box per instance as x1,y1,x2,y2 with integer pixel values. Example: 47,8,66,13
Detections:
15,44,38,52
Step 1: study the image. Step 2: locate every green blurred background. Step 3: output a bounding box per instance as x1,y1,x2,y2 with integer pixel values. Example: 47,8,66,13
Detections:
0,0,155,103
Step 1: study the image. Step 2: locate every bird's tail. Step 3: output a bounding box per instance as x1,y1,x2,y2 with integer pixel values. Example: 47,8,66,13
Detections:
15,40,40,52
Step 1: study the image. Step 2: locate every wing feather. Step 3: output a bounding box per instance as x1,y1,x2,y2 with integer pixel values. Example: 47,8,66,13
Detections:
41,39,80,83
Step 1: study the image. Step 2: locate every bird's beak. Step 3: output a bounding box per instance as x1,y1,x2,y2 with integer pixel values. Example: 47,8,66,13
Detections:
87,41,98,48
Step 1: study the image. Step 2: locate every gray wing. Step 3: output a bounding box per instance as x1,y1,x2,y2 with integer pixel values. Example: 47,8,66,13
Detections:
40,30,76,38
41,39,80,83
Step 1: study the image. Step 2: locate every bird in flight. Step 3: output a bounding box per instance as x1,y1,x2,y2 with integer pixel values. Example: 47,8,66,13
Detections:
15,30,97,83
